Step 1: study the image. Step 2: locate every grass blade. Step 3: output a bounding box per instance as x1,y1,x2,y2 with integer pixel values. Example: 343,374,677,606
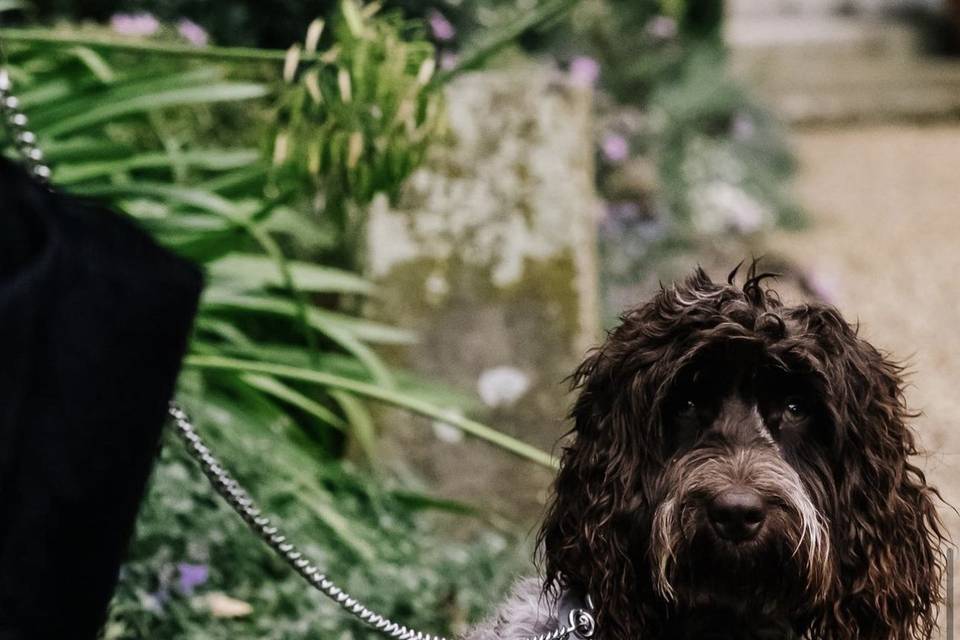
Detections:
41,82,269,138
183,355,558,469
240,373,347,431
328,389,376,460
56,149,260,184
209,253,374,296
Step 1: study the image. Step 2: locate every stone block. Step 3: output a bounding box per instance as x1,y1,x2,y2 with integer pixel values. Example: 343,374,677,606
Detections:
365,65,601,523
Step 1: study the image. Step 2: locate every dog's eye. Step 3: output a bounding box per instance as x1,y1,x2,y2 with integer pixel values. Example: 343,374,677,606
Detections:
677,399,697,418
784,399,807,419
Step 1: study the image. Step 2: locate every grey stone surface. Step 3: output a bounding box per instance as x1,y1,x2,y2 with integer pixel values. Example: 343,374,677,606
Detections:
726,11,960,124
727,0,939,18
364,65,601,524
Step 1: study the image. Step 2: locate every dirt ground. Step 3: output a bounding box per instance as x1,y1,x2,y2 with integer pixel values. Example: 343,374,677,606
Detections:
765,123,960,632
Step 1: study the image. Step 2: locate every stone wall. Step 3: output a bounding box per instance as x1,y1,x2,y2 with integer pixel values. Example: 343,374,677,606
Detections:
365,65,601,524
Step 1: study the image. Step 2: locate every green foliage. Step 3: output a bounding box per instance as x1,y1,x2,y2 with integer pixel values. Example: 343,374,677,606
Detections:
269,2,443,268
649,46,802,233
568,0,685,102
0,14,552,461
21,0,580,52
575,0,802,292
433,0,581,77
21,0,342,48
271,4,439,204
0,6,552,637
104,429,526,639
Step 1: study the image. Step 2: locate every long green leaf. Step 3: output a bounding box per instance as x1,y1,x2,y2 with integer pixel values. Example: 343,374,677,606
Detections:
144,224,246,263
261,206,336,251
56,150,260,184
208,253,374,296
194,316,257,348
197,164,268,194
71,182,242,218
242,222,320,365
240,373,347,431
195,326,346,432
201,289,415,345
39,137,130,162
387,489,479,516
178,389,377,561
29,68,221,127
40,82,269,138
436,0,580,83
200,290,397,385
196,338,479,409
67,46,116,83
17,79,76,109
328,389,376,460
1,27,329,63
182,355,558,469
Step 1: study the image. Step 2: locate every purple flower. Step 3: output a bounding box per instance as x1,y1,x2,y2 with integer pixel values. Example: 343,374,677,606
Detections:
176,562,209,595
110,12,159,37
428,11,456,42
177,18,209,47
601,134,630,163
568,56,599,88
645,15,678,40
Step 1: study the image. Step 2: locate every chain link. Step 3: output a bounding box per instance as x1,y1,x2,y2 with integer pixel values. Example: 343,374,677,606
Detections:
168,403,595,640
0,70,51,183
168,403,453,640
0,60,595,640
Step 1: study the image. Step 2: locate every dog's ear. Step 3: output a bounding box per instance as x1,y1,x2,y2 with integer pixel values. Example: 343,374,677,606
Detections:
794,305,947,640
537,271,725,638
537,342,654,640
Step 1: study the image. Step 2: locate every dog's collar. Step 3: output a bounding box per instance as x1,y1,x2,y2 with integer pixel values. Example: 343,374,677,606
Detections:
555,589,596,639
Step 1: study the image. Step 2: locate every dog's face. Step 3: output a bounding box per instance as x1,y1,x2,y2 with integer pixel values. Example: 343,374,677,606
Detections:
539,267,946,640
649,341,833,636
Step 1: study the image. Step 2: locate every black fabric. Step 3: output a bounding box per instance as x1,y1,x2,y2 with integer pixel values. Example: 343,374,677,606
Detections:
0,158,203,639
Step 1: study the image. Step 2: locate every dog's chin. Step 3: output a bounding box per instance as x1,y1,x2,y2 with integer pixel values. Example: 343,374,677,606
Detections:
663,605,801,640
660,522,810,618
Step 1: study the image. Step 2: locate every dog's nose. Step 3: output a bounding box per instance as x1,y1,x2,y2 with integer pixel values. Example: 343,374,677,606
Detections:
708,488,766,542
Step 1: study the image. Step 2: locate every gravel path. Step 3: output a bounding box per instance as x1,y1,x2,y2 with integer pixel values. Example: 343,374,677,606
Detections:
765,123,960,631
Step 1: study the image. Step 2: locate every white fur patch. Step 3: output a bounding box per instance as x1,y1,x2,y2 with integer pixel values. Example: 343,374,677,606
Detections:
462,577,561,640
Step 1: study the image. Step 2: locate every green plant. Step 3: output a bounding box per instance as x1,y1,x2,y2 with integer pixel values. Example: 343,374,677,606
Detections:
1,9,553,466
648,46,802,234
0,5,558,636
269,2,443,271
103,407,527,640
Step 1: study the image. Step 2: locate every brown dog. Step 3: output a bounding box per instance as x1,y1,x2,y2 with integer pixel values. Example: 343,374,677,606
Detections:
468,265,946,640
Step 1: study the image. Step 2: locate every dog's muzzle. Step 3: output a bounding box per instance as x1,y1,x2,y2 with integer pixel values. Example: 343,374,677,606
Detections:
649,445,831,608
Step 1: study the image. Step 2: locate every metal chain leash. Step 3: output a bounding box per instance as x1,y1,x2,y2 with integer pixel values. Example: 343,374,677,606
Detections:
0,70,51,183
168,403,596,640
168,403,453,640
0,58,595,640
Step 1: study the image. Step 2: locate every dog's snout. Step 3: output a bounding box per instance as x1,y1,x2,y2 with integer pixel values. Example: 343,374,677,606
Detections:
708,488,766,542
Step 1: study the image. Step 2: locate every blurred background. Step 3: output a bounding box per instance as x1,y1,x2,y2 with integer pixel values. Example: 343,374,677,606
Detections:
1,0,959,636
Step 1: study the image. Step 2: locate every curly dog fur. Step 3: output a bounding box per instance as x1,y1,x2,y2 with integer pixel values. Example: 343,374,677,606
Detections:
467,265,947,640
